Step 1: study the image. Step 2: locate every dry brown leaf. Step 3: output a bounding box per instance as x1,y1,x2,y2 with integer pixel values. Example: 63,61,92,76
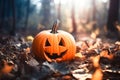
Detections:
91,55,100,68
92,68,103,80
115,41,120,45
62,75,72,80
0,60,14,77
77,41,90,51
100,50,114,60
24,47,31,54
75,52,86,60
26,35,34,42
91,55,103,80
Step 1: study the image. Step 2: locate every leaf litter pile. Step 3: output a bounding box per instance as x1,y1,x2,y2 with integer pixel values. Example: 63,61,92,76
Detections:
0,35,120,80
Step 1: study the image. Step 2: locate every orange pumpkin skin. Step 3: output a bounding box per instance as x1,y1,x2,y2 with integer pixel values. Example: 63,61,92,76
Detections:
32,21,76,62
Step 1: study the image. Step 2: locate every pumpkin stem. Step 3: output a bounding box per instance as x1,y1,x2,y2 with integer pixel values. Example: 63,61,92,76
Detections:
51,20,60,33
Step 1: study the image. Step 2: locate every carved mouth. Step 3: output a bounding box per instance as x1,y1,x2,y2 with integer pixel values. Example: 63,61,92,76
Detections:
45,50,67,59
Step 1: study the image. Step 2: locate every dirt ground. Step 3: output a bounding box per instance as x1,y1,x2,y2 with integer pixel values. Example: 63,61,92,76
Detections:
0,34,120,80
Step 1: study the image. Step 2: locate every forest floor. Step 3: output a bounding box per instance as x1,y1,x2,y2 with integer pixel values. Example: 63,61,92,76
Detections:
0,33,120,80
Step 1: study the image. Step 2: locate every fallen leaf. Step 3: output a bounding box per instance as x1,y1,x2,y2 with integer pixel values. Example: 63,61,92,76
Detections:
91,55,103,80
0,60,14,77
62,75,72,80
100,50,114,60
75,52,85,60
26,35,34,42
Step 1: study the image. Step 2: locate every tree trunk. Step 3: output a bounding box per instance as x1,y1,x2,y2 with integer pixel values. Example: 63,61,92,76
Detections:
107,0,120,40
24,0,30,32
92,0,97,32
92,0,96,21
41,0,51,28
71,1,77,39
10,0,16,35
0,0,5,31
57,0,61,27
17,0,23,22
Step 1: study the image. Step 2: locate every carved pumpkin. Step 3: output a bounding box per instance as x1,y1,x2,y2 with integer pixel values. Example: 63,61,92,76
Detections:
32,20,76,62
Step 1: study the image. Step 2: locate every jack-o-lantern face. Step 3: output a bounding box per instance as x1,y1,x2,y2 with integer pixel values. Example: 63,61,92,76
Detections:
44,38,67,59
32,21,76,62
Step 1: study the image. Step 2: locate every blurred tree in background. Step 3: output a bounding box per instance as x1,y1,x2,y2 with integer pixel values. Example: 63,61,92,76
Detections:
40,0,56,28
0,0,119,40
106,0,120,40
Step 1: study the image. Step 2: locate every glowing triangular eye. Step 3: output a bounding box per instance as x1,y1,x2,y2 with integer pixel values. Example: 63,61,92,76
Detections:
59,38,65,46
45,39,51,46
